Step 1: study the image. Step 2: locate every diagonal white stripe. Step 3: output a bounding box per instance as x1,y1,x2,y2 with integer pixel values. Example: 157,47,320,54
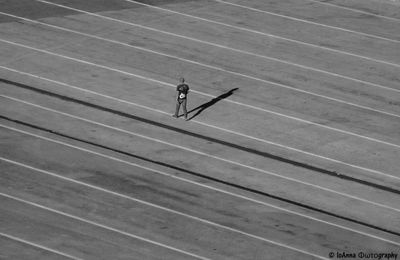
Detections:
1,127,399,247
24,3,400,94
2,94,400,213
116,0,400,68
0,194,212,260
1,38,400,150
0,191,326,259
0,65,398,186
214,0,400,43
307,0,400,22
1,10,399,119
34,0,400,69
0,232,83,260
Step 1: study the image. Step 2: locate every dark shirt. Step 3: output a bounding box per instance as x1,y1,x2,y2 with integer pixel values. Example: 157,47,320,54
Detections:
176,83,189,100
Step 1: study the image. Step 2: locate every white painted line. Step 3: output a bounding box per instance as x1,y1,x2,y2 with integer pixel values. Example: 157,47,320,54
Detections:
13,10,388,96
3,95,400,214
0,65,398,186
2,12,399,120
5,11,400,98
2,39,400,151
214,0,400,43
2,127,400,247
0,232,82,260
307,0,400,22
0,66,169,115
0,193,212,260
117,0,400,68
0,190,326,258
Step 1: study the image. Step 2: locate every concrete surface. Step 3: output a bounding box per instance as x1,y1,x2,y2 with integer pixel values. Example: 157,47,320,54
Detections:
1,0,399,259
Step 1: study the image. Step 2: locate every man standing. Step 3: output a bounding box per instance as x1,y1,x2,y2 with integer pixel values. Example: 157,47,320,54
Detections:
173,77,189,120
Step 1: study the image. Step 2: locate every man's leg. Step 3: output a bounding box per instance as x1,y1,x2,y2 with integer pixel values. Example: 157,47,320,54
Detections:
182,99,188,120
173,100,181,117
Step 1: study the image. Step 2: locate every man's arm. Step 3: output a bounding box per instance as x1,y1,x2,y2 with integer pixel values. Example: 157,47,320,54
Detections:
175,85,180,100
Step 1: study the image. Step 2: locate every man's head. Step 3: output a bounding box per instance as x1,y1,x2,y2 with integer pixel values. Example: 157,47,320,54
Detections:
179,77,185,83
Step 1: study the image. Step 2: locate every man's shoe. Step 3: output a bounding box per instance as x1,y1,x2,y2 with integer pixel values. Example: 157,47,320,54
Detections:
172,114,178,118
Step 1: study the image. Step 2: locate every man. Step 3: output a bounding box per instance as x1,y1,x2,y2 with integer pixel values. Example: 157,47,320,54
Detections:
173,77,189,120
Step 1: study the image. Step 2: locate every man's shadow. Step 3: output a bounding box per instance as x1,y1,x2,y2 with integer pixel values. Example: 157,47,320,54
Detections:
187,88,238,120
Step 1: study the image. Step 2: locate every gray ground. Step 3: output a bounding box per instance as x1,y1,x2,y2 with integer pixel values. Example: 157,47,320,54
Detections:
0,0,399,259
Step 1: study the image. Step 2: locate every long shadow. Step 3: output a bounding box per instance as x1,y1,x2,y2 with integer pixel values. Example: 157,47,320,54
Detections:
188,88,238,120
3,78,400,236
3,77,400,195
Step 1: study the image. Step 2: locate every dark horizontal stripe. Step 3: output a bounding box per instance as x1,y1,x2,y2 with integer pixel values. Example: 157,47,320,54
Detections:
2,77,399,196
2,114,399,237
